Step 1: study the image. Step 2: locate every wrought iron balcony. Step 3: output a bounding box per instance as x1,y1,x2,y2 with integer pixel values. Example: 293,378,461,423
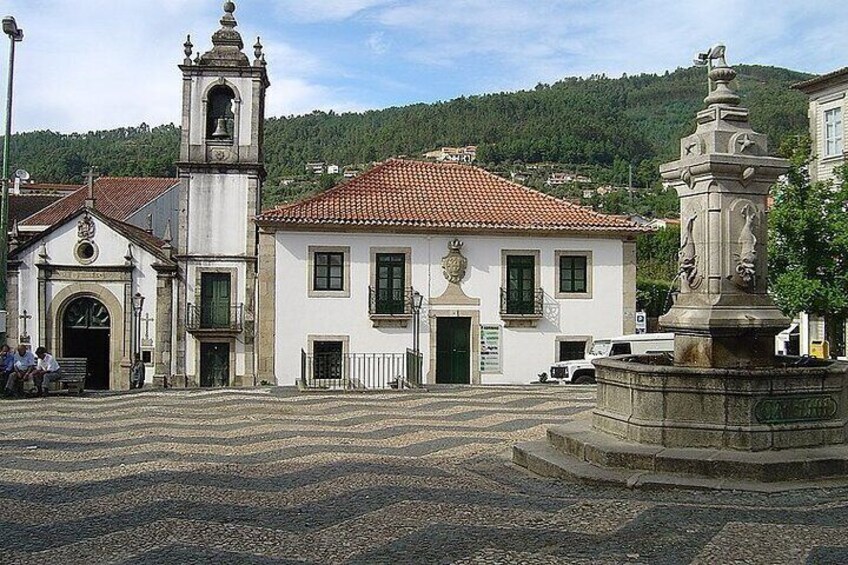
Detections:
186,303,244,335
368,286,414,318
499,287,544,318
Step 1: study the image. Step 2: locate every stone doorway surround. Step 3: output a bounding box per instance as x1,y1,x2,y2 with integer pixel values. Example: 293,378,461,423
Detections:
47,282,130,390
428,308,481,385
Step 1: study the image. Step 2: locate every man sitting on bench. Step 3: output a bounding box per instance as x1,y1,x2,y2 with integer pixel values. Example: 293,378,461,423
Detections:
4,344,36,397
33,347,61,397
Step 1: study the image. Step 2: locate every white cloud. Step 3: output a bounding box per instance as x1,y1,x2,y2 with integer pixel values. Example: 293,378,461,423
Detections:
273,0,395,23
366,32,389,55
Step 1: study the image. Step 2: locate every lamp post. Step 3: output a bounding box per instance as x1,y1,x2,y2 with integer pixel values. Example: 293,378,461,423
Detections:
0,16,22,337
132,292,145,360
411,290,424,385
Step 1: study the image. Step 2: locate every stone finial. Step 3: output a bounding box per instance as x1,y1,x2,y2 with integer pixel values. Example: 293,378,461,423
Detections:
696,44,741,107
9,220,19,249
162,219,173,250
254,37,264,66
183,34,193,65
198,0,249,67
124,243,135,265
37,242,49,264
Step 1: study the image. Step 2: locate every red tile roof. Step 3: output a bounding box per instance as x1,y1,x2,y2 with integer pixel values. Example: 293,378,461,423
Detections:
257,159,645,234
21,177,178,226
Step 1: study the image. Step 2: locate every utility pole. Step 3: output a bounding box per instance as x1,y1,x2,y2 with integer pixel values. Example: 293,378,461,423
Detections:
0,16,23,338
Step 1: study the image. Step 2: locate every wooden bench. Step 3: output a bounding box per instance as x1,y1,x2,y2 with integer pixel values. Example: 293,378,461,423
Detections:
51,357,88,394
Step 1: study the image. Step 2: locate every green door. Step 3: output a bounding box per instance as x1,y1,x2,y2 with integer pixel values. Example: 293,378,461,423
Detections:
376,253,405,314
201,273,231,328
436,317,471,384
200,342,229,387
506,255,535,314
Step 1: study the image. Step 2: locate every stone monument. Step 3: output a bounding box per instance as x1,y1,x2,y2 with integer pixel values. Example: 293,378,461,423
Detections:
514,47,848,488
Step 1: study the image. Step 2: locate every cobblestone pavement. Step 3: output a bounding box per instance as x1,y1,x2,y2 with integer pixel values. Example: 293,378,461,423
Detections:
2,386,848,564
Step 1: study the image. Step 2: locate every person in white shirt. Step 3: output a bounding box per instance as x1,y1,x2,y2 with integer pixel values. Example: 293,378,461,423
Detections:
32,347,61,397
3,344,36,397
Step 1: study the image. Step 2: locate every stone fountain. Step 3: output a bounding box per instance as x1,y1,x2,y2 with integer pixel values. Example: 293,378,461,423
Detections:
514,47,848,489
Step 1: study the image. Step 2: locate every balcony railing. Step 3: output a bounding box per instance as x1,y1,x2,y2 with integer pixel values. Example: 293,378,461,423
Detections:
368,286,414,317
499,287,544,318
186,303,244,333
300,349,423,390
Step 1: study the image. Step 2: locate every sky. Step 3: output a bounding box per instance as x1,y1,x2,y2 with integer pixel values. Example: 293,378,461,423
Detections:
0,0,845,134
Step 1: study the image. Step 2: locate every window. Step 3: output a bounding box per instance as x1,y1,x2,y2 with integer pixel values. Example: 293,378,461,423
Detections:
313,341,343,380
560,255,588,294
825,107,843,157
314,251,344,291
200,273,231,328
374,253,406,314
505,255,536,314
555,251,592,299
559,340,586,361
610,342,632,356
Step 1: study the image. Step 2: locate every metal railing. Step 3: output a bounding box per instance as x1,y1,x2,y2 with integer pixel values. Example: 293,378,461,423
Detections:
301,349,424,390
368,286,414,316
499,287,544,317
186,303,244,332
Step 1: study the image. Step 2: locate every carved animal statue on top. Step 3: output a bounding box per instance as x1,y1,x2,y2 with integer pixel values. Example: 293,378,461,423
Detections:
735,205,757,287
678,214,702,289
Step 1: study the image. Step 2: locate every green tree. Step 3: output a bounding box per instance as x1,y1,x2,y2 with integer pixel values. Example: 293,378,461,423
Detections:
769,136,848,350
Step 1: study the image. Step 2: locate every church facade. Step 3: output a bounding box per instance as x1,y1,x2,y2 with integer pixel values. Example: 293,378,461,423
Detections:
7,2,268,390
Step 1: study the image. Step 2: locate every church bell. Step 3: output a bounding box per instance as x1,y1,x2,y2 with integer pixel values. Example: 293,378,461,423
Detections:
212,117,230,138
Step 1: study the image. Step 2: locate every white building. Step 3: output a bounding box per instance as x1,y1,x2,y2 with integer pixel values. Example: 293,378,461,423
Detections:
6,2,268,390
791,68,847,355
255,159,644,386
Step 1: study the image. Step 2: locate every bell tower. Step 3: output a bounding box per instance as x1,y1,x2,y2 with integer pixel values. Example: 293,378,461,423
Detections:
173,1,269,387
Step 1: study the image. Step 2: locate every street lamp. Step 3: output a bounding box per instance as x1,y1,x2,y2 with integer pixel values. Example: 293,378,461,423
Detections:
411,290,424,384
0,15,22,337
132,292,145,360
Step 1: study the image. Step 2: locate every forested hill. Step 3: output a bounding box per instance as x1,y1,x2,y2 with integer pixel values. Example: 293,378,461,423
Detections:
8,64,810,198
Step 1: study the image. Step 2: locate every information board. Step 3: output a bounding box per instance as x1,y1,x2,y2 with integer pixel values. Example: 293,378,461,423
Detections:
480,325,502,373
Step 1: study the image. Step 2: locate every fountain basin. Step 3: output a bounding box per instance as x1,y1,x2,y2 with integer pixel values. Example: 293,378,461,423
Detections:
593,355,848,451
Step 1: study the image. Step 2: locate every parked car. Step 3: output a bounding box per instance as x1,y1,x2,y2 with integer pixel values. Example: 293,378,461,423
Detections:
550,333,674,384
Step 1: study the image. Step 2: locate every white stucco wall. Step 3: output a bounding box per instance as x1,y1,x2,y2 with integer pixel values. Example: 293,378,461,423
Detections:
272,231,627,386
184,173,250,256
13,214,161,384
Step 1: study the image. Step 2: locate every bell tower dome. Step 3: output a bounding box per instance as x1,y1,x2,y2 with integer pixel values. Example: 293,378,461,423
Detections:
171,1,269,388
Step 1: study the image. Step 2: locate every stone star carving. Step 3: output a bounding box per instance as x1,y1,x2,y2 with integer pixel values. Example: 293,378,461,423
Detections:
737,133,755,153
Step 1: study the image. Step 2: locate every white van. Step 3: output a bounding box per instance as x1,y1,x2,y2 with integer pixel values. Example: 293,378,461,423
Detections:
550,333,674,384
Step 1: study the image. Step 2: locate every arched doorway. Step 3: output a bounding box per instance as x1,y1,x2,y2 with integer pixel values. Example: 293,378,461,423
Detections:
62,296,111,390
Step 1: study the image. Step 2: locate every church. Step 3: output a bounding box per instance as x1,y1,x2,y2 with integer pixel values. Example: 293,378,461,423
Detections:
7,2,642,390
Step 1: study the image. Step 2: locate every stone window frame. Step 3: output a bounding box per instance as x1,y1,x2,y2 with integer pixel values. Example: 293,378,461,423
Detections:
74,240,99,265
193,267,239,307
500,249,542,296
554,250,593,300
369,246,413,327
308,245,351,298
554,335,592,363
307,334,350,381
201,79,242,147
